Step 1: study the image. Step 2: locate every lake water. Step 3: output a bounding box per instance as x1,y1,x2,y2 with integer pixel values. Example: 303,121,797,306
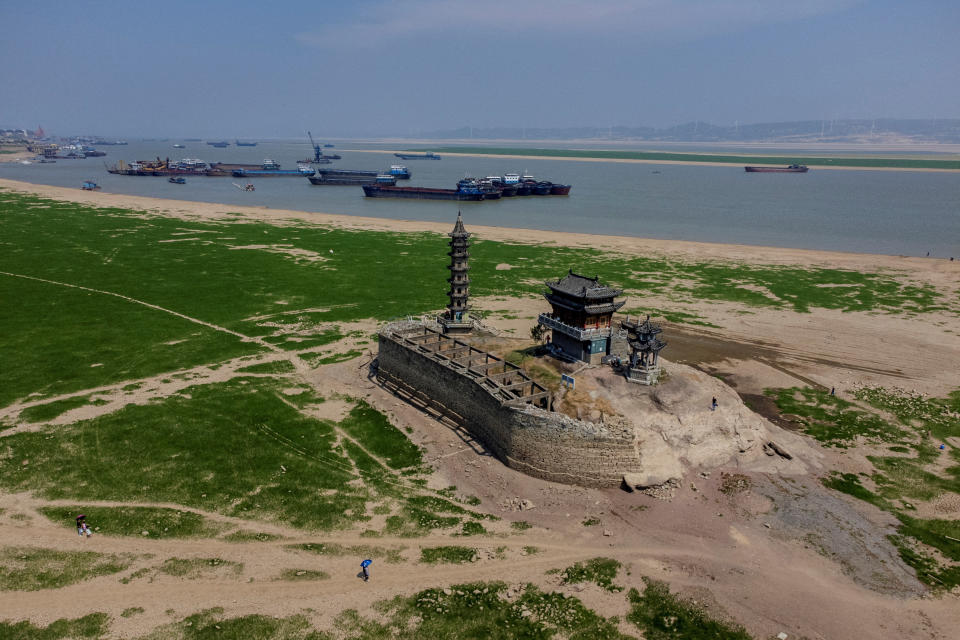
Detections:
3,140,958,257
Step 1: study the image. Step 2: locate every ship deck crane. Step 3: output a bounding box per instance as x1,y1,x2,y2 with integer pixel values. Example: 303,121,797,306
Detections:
307,131,321,164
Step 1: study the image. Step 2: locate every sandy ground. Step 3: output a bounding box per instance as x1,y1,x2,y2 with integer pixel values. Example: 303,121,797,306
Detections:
0,146,34,163
362,136,960,155
2,178,960,638
2,352,959,639
4,177,959,273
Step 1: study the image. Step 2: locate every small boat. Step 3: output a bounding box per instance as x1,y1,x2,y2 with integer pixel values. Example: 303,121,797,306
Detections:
81,181,100,191
173,143,186,149
389,164,411,179
232,182,255,191
235,140,258,147
550,183,571,195
744,164,809,173
168,176,186,184
207,141,230,148
478,179,502,199
533,181,553,195
485,175,516,196
323,143,334,148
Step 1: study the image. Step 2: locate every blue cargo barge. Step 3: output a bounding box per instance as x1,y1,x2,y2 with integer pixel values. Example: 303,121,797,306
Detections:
232,168,314,177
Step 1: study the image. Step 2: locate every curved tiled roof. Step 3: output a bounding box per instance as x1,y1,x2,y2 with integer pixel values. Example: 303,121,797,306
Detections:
545,269,622,299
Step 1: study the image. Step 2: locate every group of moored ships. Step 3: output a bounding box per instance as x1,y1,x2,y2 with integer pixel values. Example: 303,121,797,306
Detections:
107,158,315,177
362,174,570,200
106,157,572,200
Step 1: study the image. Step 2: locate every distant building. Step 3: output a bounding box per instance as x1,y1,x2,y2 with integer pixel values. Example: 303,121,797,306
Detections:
538,270,625,364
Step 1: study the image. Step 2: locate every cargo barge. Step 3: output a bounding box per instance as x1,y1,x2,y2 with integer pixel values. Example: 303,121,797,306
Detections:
232,160,313,177
108,158,211,176
394,151,441,160
108,158,313,177
309,171,396,186
744,164,808,173
363,178,485,200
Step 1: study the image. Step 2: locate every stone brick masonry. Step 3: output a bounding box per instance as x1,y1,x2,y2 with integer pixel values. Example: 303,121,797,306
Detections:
377,321,645,487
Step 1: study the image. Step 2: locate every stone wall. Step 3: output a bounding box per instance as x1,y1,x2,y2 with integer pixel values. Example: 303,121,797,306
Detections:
378,322,644,487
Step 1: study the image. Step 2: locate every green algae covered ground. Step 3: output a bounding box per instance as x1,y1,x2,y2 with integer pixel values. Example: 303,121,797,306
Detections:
0,189,952,535
433,146,960,170
769,386,960,588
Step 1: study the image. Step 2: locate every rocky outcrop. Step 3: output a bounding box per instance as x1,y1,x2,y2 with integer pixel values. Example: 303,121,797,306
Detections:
378,321,814,488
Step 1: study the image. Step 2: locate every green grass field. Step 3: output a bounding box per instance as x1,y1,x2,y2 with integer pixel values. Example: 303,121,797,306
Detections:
0,575,760,640
432,146,960,170
559,557,623,592
39,506,226,539
0,546,135,591
0,189,954,636
0,189,952,535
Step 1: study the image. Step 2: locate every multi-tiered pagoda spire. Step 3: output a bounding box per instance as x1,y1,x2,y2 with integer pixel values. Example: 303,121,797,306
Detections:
440,212,473,334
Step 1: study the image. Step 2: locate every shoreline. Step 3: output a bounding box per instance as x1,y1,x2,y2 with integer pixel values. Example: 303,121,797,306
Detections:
348,148,960,172
0,147,35,164
1,177,957,277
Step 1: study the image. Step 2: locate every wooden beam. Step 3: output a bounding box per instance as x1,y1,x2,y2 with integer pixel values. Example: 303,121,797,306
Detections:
469,360,509,373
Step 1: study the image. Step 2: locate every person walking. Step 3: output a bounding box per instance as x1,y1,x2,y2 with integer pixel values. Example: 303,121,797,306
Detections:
711,397,718,411
360,558,372,582
76,514,93,538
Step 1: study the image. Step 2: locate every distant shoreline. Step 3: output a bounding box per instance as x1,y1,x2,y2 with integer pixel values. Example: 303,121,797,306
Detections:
0,146,34,164
349,147,960,172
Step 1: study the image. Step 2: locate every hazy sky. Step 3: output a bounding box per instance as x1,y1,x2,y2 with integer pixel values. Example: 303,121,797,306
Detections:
2,0,957,137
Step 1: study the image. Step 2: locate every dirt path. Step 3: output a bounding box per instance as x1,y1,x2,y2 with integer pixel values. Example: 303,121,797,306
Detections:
3,483,960,640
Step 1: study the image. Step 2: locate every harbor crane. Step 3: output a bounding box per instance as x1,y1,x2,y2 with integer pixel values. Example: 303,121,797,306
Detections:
307,131,322,164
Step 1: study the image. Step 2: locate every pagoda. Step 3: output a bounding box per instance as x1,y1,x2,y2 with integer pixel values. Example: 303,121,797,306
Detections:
537,270,625,363
620,315,667,384
439,212,473,334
